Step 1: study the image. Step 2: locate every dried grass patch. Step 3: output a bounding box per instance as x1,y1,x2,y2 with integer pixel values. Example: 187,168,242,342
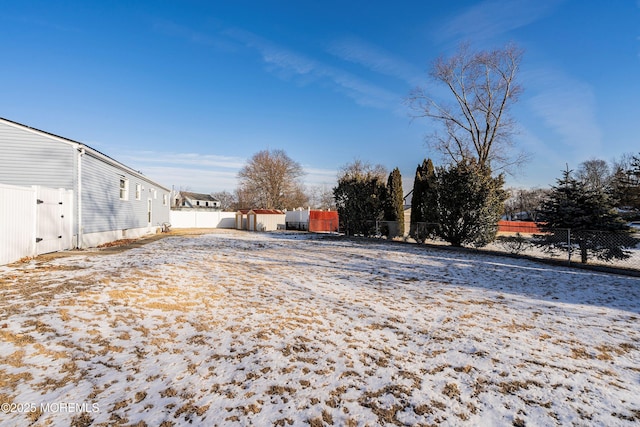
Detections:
142,301,196,312
33,343,68,360
0,329,35,345
571,347,594,359
97,239,138,248
504,320,535,333
442,382,461,399
34,264,86,272
359,384,415,425
1,349,27,368
108,289,140,300
498,379,544,395
0,371,33,390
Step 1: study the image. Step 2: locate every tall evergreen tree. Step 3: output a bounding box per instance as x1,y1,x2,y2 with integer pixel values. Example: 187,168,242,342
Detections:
410,159,438,242
333,161,388,237
536,168,636,263
384,168,405,237
435,161,506,247
610,154,640,212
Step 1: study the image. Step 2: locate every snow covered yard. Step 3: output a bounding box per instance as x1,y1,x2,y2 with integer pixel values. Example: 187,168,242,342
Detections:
1,230,639,427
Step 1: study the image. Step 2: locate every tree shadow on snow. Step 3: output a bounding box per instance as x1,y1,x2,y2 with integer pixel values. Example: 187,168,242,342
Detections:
252,233,640,314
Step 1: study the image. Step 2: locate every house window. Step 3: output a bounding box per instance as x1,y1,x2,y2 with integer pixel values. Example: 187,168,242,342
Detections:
153,190,157,199
163,194,168,206
119,177,129,200
196,201,200,206
135,184,141,200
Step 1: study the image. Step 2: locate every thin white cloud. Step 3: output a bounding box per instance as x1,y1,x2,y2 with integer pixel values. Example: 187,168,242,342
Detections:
436,0,563,43
327,37,423,86
142,165,239,193
525,69,602,154
119,152,246,170
224,28,320,77
104,148,337,194
152,19,236,51
324,70,399,108
104,149,245,193
303,167,338,188
224,28,400,109
155,22,401,109
509,126,564,187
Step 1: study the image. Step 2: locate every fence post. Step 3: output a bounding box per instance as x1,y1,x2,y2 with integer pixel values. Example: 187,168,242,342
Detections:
567,228,572,264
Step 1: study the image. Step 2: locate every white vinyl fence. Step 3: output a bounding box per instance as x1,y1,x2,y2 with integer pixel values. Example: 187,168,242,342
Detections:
285,209,310,230
169,210,236,229
1,184,73,265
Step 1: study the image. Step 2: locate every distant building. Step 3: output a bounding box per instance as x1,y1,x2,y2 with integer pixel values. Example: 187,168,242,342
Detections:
173,191,220,210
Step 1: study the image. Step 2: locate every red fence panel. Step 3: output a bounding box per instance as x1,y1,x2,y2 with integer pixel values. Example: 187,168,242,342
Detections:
498,220,542,234
309,211,339,232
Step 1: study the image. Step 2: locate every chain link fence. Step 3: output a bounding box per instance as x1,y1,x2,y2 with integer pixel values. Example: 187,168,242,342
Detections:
497,229,640,269
347,221,640,272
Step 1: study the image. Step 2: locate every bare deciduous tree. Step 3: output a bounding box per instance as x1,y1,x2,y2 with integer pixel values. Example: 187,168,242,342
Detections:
611,152,636,175
504,187,549,222
211,191,237,211
308,185,336,210
408,42,526,172
337,159,387,182
237,149,306,210
576,158,611,192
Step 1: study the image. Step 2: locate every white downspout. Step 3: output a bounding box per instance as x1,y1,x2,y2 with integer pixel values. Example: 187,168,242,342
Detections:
77,147,85,248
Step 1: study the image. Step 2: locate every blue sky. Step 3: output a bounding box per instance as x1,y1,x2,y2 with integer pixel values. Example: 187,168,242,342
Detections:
2,0,639,195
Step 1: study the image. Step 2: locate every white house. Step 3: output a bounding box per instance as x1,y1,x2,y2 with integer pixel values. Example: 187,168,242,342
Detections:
0,117,171,258
173,191,220,209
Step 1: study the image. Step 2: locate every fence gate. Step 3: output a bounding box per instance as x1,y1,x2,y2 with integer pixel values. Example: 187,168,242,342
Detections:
35,187,73,255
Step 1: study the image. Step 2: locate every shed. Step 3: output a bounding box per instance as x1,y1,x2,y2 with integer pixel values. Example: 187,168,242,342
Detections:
235,209,250,230
247,209,285,232
0,117,171,254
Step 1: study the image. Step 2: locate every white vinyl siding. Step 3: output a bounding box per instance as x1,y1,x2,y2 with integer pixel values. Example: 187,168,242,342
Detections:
0,121,76,189
81,154,170,234
0,117,171,243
